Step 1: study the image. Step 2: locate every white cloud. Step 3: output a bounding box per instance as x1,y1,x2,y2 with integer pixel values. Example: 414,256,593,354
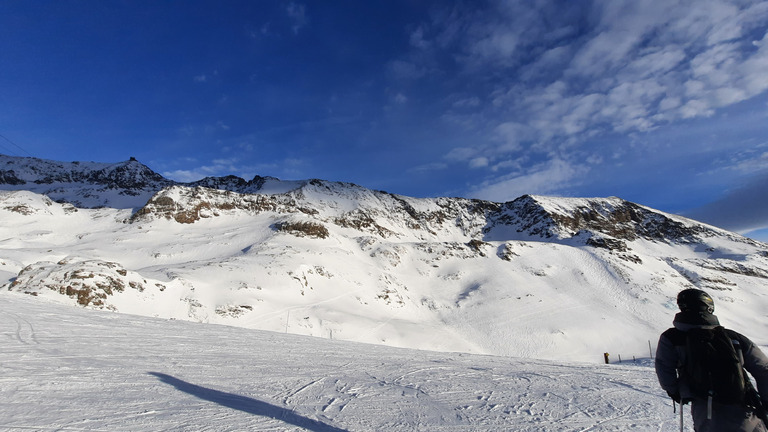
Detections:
468,158,589,202
452,96,481,109
216,121,230,131
286,2,308,35
162,169,208,183
741,32,768,94
162,159,238,182
409,161,449,173
445,147,478,162
731,148,768,174
519,45,571,81
493,121,530,151
744,227,768,243
408,162,448,173
470,29,520,63
407,0,768,164
393,93,408,104
162,157,285,183
387,60,426,80
382,0,768,205
658,96,682,112
621,47,687,79
685,173,768,233
469,157,489,169
679,99,714,119
409,26,430,50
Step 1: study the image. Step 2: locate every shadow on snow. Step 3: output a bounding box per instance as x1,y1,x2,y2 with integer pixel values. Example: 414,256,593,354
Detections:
148,372,348,432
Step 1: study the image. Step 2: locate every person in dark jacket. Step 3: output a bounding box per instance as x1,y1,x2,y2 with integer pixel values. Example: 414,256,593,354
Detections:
656,288,768,431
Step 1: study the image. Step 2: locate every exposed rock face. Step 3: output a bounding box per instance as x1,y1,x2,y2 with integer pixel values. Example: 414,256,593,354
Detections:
500,195,720,243
0,169,25,185
188,174,273,194
275,220,330,239
130,186,317,224
10,258,165,310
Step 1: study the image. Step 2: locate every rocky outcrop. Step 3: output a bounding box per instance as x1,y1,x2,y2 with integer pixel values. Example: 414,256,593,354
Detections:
496,195,723,244
130,186,318,224
187,174,277,194
9,257,166,310
0,169,25,185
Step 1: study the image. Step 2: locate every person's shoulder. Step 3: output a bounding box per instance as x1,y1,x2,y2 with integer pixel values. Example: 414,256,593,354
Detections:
723,328,754,346
661,327,685,345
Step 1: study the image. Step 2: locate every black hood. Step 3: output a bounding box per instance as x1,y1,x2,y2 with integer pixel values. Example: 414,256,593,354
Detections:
673,310,720,331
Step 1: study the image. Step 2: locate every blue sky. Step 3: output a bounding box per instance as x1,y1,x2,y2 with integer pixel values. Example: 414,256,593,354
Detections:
1,1,768,241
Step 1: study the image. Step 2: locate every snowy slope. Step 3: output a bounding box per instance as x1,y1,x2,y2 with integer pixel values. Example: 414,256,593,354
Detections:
2,155,768,365
0,292,687,431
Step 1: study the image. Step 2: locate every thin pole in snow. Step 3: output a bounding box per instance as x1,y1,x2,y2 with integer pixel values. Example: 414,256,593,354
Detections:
285,310,290,333
680,401,684,432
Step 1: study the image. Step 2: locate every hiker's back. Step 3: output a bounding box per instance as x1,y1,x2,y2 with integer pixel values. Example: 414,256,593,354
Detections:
682,326,746,405
655,289,768,432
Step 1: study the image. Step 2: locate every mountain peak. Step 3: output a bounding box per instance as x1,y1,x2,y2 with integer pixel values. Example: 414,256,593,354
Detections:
0,154,172,208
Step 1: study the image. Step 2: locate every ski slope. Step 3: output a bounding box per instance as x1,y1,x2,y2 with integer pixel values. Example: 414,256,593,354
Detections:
1,292,689,431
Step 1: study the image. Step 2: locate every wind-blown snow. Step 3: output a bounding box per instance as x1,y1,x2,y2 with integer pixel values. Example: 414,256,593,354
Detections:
0,292,685,431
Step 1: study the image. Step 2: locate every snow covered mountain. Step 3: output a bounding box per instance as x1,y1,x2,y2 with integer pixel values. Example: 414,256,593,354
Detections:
2,154,767,363
0,154,283,209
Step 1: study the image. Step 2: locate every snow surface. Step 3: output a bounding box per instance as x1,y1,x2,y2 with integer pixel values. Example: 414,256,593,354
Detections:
1,291,688,431
2,187,768,365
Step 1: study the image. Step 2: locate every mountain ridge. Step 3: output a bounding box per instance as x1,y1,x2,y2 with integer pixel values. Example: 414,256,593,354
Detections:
2,153,767,362
0,153,757,246
0,154,295,208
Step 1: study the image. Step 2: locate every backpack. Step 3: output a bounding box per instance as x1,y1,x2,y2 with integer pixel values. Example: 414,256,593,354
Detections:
679,326,746,405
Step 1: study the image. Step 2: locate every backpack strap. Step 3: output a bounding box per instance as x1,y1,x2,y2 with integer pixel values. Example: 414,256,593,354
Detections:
723,330,766,416
723,329,747,365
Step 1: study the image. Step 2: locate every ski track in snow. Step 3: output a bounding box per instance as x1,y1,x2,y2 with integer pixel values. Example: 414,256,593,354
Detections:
0,293,690,431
